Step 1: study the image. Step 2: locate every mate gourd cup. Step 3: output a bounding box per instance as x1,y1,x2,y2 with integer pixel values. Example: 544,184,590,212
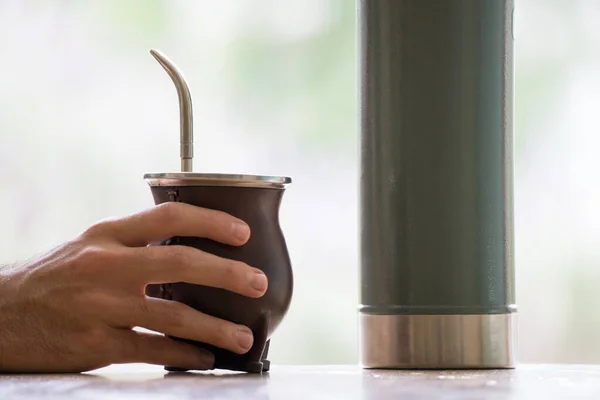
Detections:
143,50,293,373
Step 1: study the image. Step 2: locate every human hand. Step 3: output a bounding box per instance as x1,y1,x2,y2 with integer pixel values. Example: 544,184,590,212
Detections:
0,202,267,373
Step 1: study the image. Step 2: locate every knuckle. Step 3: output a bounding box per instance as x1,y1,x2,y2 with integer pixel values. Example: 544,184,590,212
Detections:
222,260,246,285
136,298,152,316
75,328,109,352
77,245,115,269
155,202,182,223
83,217,119,238
118,333,140,360
165,305,186,331
207,209,228,226
197,208,232,235
206,320,234,348
168,246,193,268
80,289,112,308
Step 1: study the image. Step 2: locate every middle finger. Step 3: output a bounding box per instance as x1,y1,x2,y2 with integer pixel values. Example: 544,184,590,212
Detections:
128,245,268,298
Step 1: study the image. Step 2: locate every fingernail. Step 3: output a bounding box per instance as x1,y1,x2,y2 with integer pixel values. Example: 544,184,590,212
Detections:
235,328,254,351
232,221,250,242
249,271,268,292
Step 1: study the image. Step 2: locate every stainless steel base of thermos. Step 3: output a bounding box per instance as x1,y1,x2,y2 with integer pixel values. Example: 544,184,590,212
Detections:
358,0,517,369
359,314,517,369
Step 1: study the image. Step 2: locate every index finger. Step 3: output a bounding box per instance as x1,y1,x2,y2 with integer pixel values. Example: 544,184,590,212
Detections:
93,202,251,247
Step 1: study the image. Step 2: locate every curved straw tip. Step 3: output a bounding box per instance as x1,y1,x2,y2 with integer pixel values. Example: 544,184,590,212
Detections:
149,48,163,60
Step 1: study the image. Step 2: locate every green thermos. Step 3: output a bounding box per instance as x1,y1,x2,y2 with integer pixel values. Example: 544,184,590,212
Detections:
358,0,517,368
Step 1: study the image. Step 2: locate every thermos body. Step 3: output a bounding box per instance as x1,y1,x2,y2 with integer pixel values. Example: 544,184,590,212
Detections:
358,0,517,368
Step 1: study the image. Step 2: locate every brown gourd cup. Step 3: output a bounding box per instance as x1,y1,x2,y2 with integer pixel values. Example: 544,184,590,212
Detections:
143,49,293,373
144,173,293,373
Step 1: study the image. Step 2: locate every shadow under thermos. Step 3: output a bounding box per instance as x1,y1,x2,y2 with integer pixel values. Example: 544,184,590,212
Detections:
358,0,517,369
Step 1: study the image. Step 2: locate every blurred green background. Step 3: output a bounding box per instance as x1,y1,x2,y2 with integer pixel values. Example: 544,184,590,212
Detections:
1,0,600,365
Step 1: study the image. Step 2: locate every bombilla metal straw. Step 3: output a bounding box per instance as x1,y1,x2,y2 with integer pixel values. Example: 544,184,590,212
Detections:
150,49,193,172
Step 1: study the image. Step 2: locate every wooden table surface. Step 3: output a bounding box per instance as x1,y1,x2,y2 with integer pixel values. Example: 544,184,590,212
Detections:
2,363,600,399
